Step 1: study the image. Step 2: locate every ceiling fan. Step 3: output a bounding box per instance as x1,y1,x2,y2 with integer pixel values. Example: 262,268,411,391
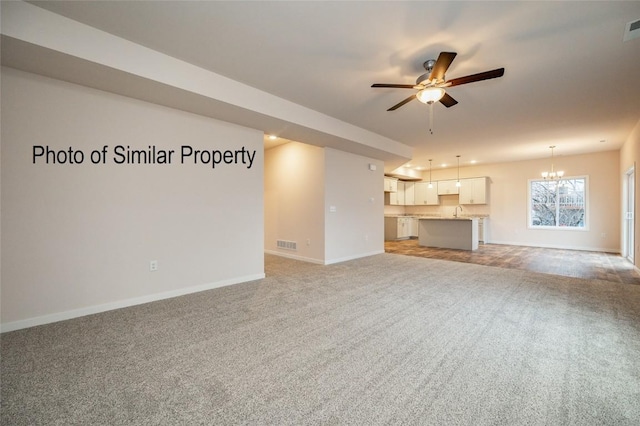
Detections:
371,51,505,111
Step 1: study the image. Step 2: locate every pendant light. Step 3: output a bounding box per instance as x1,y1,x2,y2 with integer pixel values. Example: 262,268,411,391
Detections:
541,145,564,180
455,155,461,187
428,159,434,188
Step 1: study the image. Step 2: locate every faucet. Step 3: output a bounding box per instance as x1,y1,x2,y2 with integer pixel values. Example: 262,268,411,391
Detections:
454,205,463,218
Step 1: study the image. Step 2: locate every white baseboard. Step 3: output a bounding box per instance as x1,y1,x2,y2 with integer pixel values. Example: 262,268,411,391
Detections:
324,250,385,265
488,240,620,254
265,249,385,265
264,249,324,264
1,273,265,333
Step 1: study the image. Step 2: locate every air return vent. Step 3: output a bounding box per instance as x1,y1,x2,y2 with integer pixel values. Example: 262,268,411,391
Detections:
623,18,640,42
276,240,297,250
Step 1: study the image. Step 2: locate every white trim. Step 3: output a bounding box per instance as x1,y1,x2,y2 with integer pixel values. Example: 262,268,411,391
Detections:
488,240,619,254
0,273,265,333
324,250,385,265
264,249,386,265
526,225,588,232
264,250,325,265
623,164,635,264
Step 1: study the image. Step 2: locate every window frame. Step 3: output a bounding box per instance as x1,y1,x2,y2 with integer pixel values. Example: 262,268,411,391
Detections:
527,175,589,231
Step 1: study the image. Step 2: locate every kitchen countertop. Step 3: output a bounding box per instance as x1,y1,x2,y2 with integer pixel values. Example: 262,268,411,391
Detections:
418,217,475,221
385,215,488,219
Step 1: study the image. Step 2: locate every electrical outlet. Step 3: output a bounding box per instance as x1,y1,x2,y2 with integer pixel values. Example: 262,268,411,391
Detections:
306,239,311,246
150,260,158,272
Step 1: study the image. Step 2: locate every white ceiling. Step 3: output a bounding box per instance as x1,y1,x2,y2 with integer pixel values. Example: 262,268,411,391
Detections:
25,1,640,170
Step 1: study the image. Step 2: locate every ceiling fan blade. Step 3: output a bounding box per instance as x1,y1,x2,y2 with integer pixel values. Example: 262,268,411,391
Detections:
429,51,457,81
446,68,505,87
372,83,417,89
439,92,458,108
388,94,417,111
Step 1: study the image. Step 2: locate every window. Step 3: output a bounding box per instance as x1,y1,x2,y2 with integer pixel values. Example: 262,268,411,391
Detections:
529,177,587,229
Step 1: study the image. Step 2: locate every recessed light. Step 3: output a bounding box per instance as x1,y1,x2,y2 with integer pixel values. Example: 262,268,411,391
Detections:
470,160,477,164
441,163,447,168
268,135,277,140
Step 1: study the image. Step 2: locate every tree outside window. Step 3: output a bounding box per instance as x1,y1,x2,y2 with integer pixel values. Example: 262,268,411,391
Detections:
529,177,586,228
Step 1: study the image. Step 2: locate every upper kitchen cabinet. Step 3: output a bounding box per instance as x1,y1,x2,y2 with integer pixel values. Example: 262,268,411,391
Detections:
437,179,460,195
384,177,398,193
389,181,405,205
459,177,488,204
403,182,415,206
414,182,439,205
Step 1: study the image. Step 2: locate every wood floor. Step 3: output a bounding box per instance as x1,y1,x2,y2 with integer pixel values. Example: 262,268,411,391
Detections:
385,239,640,285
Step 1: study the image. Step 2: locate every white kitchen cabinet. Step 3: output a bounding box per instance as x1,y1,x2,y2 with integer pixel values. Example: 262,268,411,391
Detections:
414,182,440,205
437,179,460,195
384,216,412,240
459,177,488,204
388,181,414,205
389,181,405,205
384,177,398,192
399,217,412,239
403,182,415,206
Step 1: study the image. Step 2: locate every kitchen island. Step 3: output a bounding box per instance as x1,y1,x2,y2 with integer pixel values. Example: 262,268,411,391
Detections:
418,217,479,251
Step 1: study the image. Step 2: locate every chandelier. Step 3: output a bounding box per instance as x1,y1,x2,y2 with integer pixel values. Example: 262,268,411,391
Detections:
541,145,564,180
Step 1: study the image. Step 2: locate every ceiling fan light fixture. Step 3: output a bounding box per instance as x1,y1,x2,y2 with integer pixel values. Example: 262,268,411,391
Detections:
416,87,445,104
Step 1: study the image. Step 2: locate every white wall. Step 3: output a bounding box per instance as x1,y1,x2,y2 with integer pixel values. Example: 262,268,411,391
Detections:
396,150,620,252
264,142,325,263
1,68,265,331
324,148,384,264
264,143,384,264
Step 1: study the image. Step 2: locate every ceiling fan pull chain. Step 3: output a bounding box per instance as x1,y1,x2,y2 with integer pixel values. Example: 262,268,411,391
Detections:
429,102,434,134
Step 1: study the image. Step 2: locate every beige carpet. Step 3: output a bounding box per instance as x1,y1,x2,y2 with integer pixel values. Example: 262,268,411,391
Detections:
2,253,640,425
